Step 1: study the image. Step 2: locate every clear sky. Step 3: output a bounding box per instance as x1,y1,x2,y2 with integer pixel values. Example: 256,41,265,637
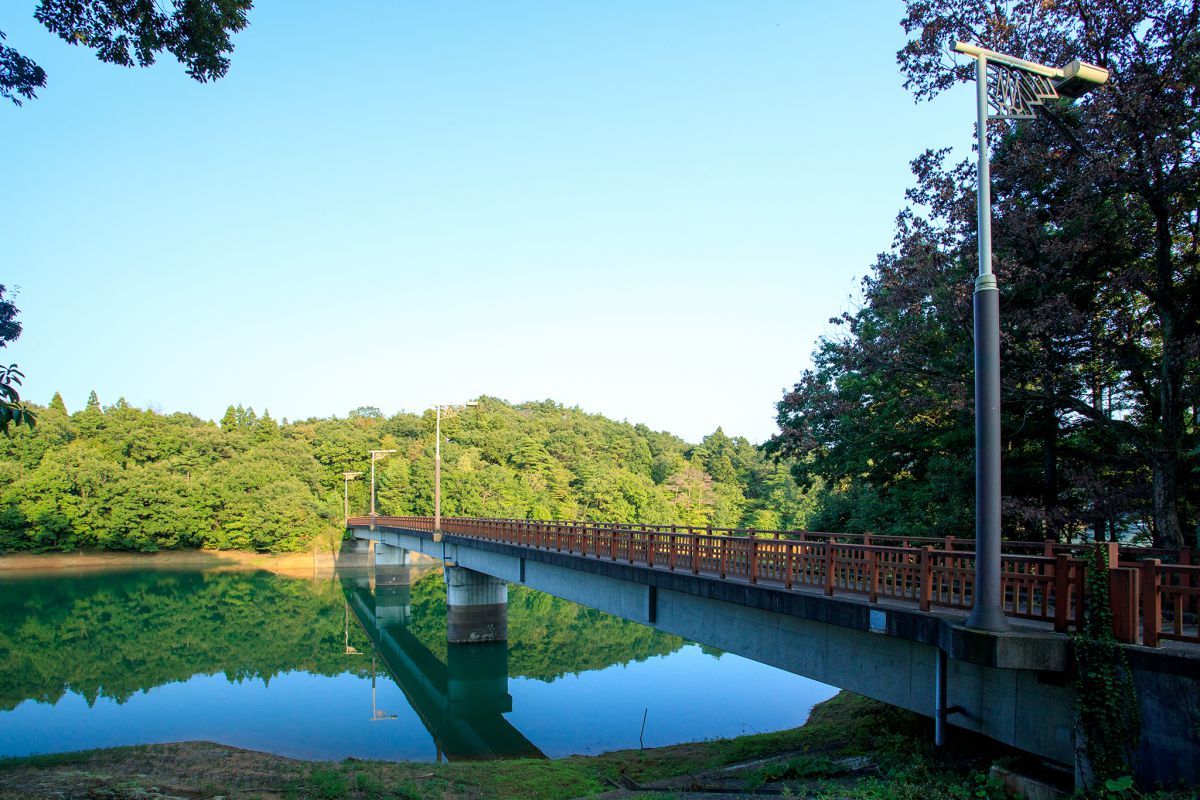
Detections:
3,2,971,444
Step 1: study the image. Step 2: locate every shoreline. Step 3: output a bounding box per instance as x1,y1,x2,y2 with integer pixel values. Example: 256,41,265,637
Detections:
0,548,326,574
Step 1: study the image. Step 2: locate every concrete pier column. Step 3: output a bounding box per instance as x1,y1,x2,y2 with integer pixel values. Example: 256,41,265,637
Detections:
375,542,410,567
445,566,507,643
336,537,374,567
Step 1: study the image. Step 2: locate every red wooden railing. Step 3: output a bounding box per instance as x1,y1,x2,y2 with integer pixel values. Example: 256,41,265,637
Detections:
347,515,1198,649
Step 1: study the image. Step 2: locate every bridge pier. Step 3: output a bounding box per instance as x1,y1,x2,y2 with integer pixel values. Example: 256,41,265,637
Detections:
375,542,410,568
445,566,507,644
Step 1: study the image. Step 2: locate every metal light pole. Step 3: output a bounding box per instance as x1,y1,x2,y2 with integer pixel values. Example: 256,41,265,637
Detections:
368,449,397,531
433,401,478,540
342,471,363,525
952,42,1107,631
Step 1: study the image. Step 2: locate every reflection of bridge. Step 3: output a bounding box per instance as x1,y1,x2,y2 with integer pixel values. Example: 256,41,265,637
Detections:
342,569,543,761
348,515,1199,788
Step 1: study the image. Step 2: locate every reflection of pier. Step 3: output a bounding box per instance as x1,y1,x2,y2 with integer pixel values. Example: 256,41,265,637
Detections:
342,569,544,761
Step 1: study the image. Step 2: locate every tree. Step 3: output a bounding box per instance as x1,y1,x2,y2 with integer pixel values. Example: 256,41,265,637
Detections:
48,392,67,414
2,0,253,106
897,0,1200,547
772,2,1198,547
0,286,34,435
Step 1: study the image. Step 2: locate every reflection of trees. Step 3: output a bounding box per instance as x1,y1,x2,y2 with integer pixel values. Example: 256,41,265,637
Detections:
0,570,371,711
0,568,687,713
403,571,685,681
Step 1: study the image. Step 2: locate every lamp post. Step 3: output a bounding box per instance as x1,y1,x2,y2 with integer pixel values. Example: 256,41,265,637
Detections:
369,653,397,721
342,471,363,525
952,41,1107,632
433,402,478,540
368,449,397,531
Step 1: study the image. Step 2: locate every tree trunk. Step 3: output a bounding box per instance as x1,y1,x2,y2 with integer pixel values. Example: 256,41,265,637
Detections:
1148,198,1186,551
1151,453,1185,549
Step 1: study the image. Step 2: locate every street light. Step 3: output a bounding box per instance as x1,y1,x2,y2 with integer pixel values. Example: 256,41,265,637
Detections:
952,41,1108,632
368,449,397,531
433,402,478,541
342,471,363,525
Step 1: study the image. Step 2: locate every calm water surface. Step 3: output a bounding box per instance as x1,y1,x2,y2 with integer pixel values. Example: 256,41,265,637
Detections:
0,565,836,761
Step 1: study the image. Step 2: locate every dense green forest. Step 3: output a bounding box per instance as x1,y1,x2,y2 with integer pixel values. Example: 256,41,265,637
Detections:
0,568,686,711
0,393,816,553
770,1,1200,548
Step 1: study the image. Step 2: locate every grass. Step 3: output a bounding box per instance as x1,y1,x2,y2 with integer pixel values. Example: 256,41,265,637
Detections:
0,693,1195,800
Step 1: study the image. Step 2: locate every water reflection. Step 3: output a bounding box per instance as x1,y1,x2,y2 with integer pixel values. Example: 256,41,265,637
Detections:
0,565,835,760
342,569,544,760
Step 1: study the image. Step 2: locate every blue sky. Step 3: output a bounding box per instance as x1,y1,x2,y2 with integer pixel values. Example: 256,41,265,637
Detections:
3,2,971,443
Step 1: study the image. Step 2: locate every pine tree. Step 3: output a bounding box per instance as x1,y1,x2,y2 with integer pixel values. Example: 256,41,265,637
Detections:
220,405,238,429
48,392,67,414
86,390,101,412
255,409,281,442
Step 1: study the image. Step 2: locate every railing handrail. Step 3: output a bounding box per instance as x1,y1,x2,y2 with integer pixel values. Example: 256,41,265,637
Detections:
347,515,1197,650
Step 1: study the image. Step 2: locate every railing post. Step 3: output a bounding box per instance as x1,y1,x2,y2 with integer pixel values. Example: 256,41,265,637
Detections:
919,546,933,612
1141,559,1161,647
867,548,878,603
1053,554,1069,633
823,542,834,596
785,543,793,590
1180,548,1196,617
648,533,655,568
692,535,700,575
750,540,758,584
720,537,727,579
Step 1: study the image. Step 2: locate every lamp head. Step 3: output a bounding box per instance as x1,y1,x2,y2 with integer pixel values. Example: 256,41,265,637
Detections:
1055,60,1109,98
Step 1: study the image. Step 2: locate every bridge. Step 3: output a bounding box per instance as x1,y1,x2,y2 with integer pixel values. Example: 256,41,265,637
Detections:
345,515,1199,787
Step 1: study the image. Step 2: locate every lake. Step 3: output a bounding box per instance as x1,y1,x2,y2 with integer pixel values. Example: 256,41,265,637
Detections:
0,563,837,761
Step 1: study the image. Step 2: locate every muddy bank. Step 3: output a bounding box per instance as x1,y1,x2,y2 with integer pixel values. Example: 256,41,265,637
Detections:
0,549,327,576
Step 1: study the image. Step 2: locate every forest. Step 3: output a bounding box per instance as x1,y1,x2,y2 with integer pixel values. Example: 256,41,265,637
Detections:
769,1,1199,549
0,393,817,553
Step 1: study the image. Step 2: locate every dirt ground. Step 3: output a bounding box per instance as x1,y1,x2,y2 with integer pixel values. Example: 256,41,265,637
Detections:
0,742,308,800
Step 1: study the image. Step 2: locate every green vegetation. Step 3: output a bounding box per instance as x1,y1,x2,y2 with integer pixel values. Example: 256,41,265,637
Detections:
1,1,251,106
770,1,1200,548
0,396,817,554
0,286,34,435
1074,546,1141,783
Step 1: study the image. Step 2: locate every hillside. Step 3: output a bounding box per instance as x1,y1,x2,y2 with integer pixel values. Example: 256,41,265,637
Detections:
0,394,817,553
